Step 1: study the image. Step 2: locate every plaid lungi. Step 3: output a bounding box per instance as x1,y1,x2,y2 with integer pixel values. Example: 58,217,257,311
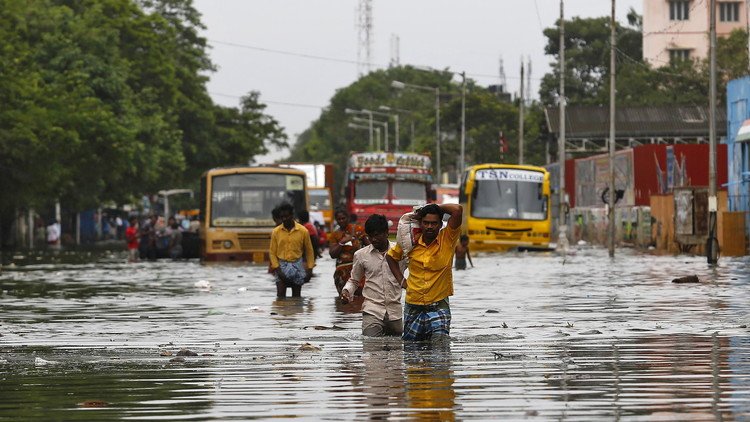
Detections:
274,258,307,286
402,298,451,341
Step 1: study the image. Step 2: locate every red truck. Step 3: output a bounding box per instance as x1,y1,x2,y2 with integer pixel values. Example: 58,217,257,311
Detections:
344,152,434,232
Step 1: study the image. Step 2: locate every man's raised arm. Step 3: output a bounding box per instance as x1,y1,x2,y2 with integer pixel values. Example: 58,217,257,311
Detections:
440,203,463,229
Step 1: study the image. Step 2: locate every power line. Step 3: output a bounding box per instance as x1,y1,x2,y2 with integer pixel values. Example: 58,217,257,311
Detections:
210,91,326,109
209,39,378,67
209,38,540,82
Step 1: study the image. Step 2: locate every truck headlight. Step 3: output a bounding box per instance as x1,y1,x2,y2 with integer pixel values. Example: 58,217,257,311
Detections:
223,240,233,249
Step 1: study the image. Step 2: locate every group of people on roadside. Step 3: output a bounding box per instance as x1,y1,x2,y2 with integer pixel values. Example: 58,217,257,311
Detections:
126,214,192,261
269,200,472,342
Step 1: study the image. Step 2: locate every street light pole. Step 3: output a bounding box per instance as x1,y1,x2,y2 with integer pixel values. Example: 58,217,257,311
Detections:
352,116,388,151
345,108,373,149
348,122,372,150
380,105,413,151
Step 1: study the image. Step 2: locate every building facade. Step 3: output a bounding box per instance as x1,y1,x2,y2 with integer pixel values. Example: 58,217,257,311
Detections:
643,0,747,66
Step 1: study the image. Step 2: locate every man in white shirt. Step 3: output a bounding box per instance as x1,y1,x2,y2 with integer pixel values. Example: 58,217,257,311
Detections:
341,214,405,337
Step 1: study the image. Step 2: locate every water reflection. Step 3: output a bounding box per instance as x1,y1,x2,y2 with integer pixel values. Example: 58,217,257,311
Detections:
0,351,214,420
270,297,313,318
403,341,456,421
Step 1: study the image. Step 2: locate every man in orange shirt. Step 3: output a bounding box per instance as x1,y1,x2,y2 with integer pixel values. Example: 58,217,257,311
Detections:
269,203,315,298
386,203,462,341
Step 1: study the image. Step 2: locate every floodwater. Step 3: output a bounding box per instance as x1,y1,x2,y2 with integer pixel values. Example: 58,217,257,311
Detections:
1,247,749,421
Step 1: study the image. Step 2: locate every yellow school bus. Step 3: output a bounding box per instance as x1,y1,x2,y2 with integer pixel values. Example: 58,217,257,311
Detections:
459,164,551,251
199,166,308,263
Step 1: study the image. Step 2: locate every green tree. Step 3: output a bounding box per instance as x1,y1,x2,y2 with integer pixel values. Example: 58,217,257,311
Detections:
0,0,288,247
539,14,642,105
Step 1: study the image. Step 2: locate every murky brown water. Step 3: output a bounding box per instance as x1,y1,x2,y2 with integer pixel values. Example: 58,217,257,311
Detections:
1,248,749,420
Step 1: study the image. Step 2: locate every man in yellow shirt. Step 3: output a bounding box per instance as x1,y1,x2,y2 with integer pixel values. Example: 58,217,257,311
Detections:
269,203,315,298
386,203,462,341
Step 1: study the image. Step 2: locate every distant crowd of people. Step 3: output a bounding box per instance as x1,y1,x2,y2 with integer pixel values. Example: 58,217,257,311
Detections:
125,214,199,262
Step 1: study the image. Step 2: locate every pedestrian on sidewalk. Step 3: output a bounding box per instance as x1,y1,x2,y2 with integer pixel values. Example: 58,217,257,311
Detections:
341,214,407,337
269,203,315,298
386,203,463,342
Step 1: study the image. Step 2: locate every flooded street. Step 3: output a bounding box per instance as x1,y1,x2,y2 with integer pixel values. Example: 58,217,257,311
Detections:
2,248,750,420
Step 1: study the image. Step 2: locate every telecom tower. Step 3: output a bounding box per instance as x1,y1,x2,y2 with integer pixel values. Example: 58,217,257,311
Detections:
357,0,373,76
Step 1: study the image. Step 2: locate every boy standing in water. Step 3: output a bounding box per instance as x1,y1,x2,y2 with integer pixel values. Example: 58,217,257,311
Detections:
454,235,473,270
341,214,406,337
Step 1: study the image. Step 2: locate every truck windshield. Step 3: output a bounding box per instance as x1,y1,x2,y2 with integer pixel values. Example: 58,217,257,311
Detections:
354,181,388,205
211,173,306,227
392,181,426,205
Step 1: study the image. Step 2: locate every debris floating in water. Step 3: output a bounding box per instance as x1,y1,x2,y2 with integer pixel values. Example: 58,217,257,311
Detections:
298,343,321,352
194,280,212,290
672,275,700,284
34,357,58,366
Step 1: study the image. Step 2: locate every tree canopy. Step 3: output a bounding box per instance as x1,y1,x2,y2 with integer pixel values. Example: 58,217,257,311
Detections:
0,0,286,242
288,65,548,199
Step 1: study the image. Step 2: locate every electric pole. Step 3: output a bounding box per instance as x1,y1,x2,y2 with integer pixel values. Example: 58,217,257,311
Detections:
608,0,617,258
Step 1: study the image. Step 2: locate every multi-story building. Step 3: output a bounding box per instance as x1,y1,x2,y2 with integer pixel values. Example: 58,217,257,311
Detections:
643,0,747,66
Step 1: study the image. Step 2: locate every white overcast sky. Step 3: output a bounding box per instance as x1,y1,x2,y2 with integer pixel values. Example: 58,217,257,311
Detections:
193,0,641,161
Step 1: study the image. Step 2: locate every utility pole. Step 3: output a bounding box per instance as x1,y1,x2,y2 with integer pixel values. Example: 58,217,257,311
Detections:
518,60,525,165
708,0,719,264
394,113,400,151
558,0,569,252
608,0,617,258
435,87,441,184
460,71,467,176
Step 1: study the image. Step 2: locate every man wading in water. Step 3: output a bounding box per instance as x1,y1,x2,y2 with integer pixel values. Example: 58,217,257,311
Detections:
269,203,315,298
386,203,462,341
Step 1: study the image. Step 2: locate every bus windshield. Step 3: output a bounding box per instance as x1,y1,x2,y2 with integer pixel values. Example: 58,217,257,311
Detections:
309,188,331,211
472,171,546,221
211,173,305,227
354,181,388,205
392,181,426,205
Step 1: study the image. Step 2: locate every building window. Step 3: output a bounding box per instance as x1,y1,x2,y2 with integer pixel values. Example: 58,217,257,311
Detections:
669,0,690,21
719,2,740,22
669,49,691,63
